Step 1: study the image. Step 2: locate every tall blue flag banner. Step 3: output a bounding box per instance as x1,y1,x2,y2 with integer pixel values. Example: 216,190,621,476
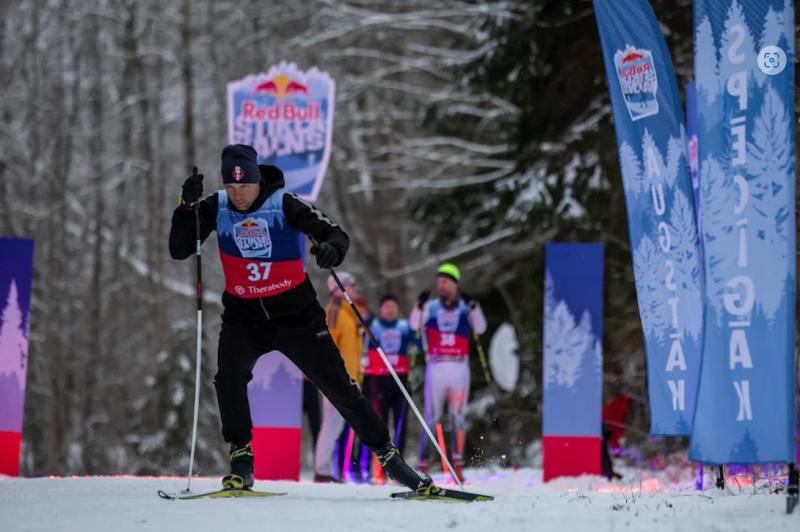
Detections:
228,62,335,202
594,0,705,435
689,0,796,464
543,243,603,481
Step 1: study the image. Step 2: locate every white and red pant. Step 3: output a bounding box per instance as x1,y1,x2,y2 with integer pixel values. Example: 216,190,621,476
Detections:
418,358,470,465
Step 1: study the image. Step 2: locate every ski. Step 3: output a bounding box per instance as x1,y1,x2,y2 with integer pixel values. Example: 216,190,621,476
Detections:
390,488,494,503
157,488,286,500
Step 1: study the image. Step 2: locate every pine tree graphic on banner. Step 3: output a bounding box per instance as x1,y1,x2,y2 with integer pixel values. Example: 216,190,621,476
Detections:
746,85,792,320
760,6,783,50
729,430,760,464
664,127,686,188
719,1,759,86
634,237,668,340
619,140,644,195
0,280,28,391
544,273,592,390
699,154,735,324
669,189,704,340
695,16,719,105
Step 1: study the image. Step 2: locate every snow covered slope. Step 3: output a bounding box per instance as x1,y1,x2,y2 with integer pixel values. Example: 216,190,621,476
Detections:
0,468,795,532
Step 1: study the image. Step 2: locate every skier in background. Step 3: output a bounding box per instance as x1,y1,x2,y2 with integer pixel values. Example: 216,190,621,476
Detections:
410,263,486,481
358,294,417,483
169,144,432,493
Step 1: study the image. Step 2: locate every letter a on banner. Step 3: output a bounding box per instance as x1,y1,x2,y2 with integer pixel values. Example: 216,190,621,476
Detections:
0,237,34,477
593,0,705,435
689,0,796,465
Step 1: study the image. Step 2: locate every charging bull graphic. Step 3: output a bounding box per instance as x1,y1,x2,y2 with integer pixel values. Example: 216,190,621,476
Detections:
228,62,335,201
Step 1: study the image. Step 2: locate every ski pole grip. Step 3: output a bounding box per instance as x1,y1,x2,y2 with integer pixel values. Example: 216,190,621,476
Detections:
308,235,320,254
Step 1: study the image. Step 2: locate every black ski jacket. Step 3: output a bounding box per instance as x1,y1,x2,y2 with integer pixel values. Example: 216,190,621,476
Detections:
169,169,348,320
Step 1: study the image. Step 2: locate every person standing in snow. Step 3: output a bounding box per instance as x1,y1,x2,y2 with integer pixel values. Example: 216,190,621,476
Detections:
168,144,432,493
358,294,417,483
410,263,486,481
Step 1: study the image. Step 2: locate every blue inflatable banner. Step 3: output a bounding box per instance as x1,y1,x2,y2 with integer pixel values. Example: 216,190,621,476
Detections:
594,0,705,435
543,243,603,480
689,0,796,465
228,62,335,201
0,237,34,476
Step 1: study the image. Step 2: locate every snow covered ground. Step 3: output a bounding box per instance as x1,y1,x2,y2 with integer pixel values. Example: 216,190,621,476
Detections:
1,468,797,532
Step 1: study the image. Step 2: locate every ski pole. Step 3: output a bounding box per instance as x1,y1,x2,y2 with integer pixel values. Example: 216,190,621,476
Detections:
184,166,203,494
310,237,464,490
468,322,491,383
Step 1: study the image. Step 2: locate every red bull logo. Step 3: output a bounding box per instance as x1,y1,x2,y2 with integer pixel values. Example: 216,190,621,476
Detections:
621,51,645,64
613,46,659,121
234,218,271,257
240,101,322,122
254,75,309,99
228,61,335,202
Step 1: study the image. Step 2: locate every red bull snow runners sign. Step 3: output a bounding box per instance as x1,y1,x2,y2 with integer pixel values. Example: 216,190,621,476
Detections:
614,46,659,121
228,62,335,201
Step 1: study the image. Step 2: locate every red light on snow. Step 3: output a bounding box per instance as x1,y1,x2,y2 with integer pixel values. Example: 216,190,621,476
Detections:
725,475,755,488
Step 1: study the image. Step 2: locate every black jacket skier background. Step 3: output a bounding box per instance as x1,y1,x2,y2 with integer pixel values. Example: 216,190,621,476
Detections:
169,165,348,320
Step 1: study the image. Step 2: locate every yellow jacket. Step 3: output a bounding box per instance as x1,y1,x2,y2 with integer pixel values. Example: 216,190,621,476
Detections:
325,298,362,382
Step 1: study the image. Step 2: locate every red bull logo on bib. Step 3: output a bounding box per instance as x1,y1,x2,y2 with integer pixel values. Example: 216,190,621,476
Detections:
228,62,335,202
234,219,272,258
613,46,659,121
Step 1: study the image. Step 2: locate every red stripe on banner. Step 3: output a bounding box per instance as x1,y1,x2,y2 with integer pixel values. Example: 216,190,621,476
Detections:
0,431,21,476
251,427,301,481
543,435,601,482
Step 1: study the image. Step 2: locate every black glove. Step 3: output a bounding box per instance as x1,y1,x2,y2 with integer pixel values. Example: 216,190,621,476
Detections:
417,290,431,308
314,242,341,269
461,292,477,309
181,167,204,207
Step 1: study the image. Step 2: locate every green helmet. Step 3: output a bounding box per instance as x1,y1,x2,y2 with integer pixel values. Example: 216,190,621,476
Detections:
437,263,461,283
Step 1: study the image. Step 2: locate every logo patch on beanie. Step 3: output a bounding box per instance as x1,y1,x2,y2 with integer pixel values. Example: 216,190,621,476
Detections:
232,166,245,181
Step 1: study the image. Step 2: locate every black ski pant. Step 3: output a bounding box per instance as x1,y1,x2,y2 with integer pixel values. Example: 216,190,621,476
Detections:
214,301,390,450
302,379,322,449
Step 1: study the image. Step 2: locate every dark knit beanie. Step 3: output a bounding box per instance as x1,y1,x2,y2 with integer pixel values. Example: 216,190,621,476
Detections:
221,144,261,185
380,294,399,306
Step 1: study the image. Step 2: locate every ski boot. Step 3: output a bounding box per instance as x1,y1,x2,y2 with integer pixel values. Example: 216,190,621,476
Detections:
376,444,436,496
222,442,254,490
